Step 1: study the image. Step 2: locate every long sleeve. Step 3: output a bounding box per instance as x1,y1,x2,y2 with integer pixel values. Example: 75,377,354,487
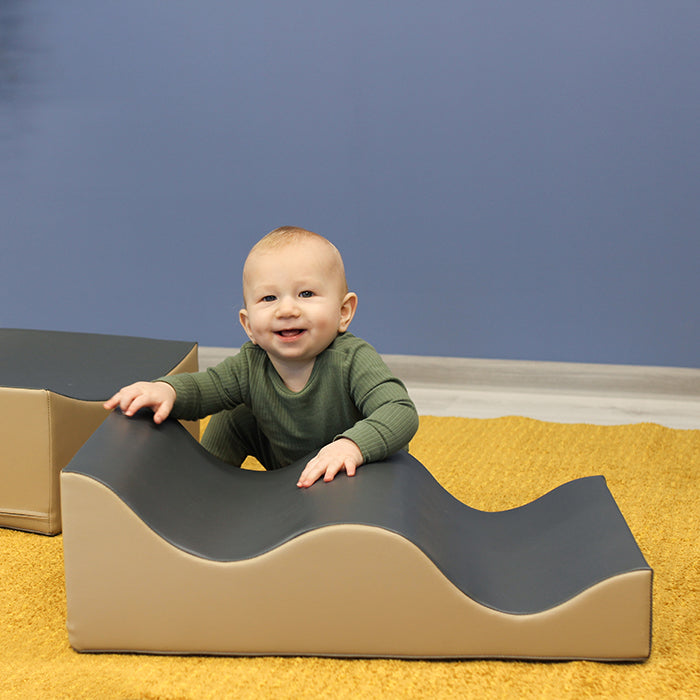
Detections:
334,339,419,463
156,347,258,420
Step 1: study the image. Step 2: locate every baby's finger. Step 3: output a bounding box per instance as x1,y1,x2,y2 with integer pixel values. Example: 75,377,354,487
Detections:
297,459,324,488
152,400,173,424
103,393,120,410
322,459,347,483
121,397,140,416
343,459,357,478
123,391,154,416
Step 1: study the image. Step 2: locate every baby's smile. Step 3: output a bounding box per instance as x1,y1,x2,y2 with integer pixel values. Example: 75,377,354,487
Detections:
275,329,306,339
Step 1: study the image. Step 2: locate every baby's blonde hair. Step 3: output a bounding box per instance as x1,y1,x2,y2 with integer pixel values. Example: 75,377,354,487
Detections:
245,226,349,293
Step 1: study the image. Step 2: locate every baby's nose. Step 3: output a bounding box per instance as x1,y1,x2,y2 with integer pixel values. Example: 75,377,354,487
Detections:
276,297,301,317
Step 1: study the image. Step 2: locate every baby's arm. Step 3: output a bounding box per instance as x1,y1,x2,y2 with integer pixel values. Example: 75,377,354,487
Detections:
103,381,177,424
297,438,364,488
296,341,419,488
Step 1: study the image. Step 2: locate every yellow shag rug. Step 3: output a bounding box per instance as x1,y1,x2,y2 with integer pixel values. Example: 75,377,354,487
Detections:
1,416,699,699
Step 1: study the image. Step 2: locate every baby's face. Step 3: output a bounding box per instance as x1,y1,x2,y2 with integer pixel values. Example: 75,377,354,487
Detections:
240,239,355,369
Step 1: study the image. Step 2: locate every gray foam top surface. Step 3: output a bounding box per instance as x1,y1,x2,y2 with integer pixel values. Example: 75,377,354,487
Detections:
0,328,196,400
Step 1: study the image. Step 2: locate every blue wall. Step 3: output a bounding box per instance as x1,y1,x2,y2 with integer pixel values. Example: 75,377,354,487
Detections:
2,1,698,367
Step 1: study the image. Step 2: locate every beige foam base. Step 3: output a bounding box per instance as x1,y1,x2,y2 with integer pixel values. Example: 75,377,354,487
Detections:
62,473,652,660
0,346,198,535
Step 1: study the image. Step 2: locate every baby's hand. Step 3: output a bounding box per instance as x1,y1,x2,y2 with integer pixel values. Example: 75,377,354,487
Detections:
297,438,364,488
103,381,176,424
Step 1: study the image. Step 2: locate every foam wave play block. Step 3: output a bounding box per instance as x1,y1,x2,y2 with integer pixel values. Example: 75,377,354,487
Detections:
0,329,198,535
61,410,652,660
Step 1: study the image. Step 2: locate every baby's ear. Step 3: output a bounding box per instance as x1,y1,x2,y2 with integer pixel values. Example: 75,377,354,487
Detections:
338,292,358,332
239,308,257,344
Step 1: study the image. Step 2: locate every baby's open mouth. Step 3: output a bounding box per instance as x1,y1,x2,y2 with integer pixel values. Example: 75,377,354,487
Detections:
276,329,305,338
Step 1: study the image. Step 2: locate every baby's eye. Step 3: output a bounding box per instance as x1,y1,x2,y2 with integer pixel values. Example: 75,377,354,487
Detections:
299,290,315,298
261,295,277,303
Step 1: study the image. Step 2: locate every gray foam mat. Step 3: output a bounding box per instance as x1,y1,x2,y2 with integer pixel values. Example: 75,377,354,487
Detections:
64,410,651,614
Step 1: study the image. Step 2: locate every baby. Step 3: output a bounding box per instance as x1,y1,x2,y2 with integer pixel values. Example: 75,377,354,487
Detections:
104,226,419,487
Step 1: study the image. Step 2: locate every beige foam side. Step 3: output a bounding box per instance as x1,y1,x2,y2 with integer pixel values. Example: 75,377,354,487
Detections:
165,343,199,439
0,388,108,534
0,388,52,533
47,393,110,534
62,473,652,660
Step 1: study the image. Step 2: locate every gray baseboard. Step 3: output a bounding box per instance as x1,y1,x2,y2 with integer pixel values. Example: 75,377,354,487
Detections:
199,347,699,400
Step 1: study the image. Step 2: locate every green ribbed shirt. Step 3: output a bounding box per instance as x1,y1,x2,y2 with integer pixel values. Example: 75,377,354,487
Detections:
159,333,419,469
